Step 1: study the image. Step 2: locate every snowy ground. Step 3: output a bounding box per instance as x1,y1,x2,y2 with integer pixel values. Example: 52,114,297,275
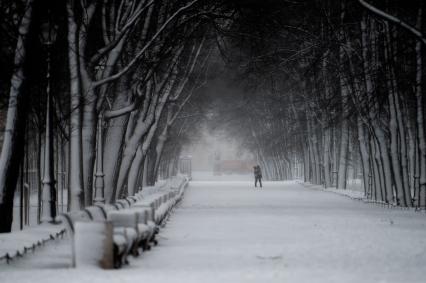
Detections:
1,173,426,282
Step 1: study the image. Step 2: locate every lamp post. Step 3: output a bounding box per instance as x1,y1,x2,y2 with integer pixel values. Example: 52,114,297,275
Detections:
93,63,106,205
94,113,105,204
40,20,58,223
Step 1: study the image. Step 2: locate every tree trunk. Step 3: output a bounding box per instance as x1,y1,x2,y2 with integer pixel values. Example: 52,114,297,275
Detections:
358,118,370,197
153,125,168,181
127,145,144,197
114,96,158,200
337,3,349,190
371,138,384,201
375,128,394,203
323,128,332,188
387,67,405,205
0,0,34,232
337,119,349,190
103,95,131,202
67,1,84,211
81,104,96,206
385,25,411,206
415,9,426,207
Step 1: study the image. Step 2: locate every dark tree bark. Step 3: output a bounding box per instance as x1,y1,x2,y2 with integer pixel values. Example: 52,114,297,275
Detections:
0,0,34,233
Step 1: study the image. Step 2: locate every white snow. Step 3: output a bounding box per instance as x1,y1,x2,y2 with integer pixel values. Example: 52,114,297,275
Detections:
2,174,426,282
0,223,65,262
302,182,365,200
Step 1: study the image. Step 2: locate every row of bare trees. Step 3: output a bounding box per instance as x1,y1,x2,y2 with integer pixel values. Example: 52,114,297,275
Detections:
0,0,227,232
212,0,426,208
300,0,426,207
1,0,426,232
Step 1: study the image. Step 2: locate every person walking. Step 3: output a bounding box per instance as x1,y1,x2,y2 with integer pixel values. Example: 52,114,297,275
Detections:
254,165,262,188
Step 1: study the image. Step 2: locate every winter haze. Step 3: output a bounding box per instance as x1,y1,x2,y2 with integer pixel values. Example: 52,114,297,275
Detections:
1,0,426,282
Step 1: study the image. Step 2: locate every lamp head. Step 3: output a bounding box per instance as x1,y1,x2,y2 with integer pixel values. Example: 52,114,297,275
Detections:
40,22,58,45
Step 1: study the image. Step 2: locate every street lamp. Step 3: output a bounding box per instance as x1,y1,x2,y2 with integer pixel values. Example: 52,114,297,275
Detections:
94,113,105,205
93,63,106,205
40,20,58,223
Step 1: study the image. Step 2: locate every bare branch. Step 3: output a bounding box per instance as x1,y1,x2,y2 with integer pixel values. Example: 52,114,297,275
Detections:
92,0,200,88
358,0,426,45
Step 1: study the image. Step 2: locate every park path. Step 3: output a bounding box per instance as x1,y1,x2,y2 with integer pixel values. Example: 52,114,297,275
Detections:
2,175,426,283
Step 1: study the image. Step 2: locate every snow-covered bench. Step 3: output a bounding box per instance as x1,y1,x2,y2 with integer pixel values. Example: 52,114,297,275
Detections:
132,191,179,224
73,221,114,268
131,203,158,243
107,209,153,254
60,210,128,268
82,200,162,264
86,204,156,261
60,176,189,269
154,192,177,224
84,205,130,266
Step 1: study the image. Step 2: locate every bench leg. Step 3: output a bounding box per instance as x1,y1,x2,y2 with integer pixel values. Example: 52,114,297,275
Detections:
142,240,151,251
132,243,140,257
113,246,123,269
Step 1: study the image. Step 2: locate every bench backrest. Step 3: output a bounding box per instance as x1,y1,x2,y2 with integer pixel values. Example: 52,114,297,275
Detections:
99,204,119,212
129,207,149,224
107,210,138,230
133,203,155,222
60,210,92,235
115,199,130,209
85,206,107,221
126,196,138,204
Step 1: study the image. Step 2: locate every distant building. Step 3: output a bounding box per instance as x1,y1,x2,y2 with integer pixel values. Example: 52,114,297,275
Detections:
213,160,254,175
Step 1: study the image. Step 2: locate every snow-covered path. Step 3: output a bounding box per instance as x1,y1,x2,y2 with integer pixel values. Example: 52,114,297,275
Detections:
2,179,426,282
